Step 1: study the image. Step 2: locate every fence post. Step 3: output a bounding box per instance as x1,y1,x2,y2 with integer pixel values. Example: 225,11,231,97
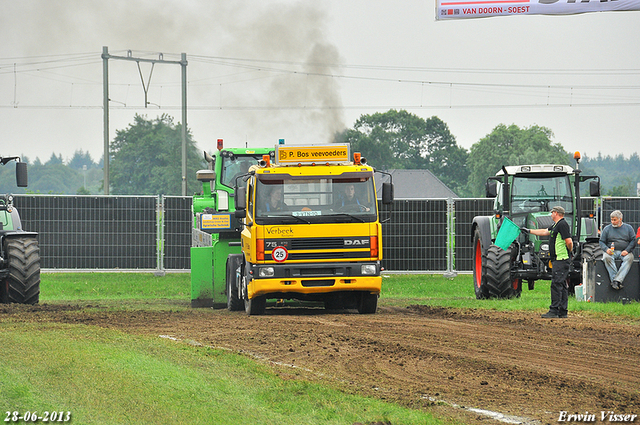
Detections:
444,197,457,278
155,195,166,276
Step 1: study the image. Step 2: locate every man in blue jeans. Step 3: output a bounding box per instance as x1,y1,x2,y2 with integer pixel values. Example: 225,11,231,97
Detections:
599,210,636,290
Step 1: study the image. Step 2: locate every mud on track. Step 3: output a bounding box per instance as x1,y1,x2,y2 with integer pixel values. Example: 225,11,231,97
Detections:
3,303,640,424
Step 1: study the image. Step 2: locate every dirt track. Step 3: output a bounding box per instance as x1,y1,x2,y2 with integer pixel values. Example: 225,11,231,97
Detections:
3,303,640,424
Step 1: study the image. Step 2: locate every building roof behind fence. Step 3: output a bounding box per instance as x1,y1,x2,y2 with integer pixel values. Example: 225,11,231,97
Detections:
375,169,459,199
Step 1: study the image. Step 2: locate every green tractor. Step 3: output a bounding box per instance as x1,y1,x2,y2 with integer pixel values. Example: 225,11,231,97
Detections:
190,140,274,308
1,156,40,304
471,153,602,299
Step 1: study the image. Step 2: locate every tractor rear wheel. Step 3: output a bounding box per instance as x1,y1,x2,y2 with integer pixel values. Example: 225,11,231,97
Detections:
2,237,40,305
485,244,521,299
472,229,490,299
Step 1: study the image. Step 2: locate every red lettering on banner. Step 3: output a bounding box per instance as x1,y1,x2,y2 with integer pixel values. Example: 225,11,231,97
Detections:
479,6,503,13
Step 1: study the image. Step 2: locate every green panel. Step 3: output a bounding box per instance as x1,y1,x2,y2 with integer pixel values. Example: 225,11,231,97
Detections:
211,241,242,308
190,247,214,308
0,211,14,230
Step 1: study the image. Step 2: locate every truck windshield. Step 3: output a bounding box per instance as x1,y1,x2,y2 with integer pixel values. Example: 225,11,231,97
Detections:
511,175,573,215
255,173,377,224
220,155,265,189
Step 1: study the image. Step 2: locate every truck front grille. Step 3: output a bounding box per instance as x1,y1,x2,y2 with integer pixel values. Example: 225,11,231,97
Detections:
265,236,371,262
301,279,335,287
289,237,343,250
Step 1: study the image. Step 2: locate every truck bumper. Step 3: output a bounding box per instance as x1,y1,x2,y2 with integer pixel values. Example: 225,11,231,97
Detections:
245,261,382,299
247,275,381,299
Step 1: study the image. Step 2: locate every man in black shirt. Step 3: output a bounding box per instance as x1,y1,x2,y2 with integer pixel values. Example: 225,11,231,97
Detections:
523,206,573,318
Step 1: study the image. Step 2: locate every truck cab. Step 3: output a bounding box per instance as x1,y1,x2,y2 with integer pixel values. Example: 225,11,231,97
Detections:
228,143,393,315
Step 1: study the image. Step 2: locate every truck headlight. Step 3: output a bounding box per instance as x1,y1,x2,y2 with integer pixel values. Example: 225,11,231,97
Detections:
361,264,377,275
258,267,275,278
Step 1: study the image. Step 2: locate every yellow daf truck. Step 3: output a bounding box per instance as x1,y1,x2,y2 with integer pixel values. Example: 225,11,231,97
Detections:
226,143,393,315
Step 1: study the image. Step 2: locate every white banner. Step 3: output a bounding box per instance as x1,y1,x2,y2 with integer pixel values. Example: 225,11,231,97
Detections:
436,0,640,20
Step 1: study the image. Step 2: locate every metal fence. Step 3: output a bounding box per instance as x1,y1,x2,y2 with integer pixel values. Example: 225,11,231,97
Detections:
12,195,640,273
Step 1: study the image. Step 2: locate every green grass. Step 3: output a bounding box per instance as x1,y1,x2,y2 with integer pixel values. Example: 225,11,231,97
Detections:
1,273,469,425
4,271,637,425
40,271,640,317
380,273,640,318
1,321,442,425
42,273,190,301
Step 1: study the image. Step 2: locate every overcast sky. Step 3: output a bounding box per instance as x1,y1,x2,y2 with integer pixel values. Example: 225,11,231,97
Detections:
1,0,639,165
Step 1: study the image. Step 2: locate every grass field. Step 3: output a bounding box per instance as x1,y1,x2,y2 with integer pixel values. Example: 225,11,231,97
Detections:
2,321,441,425
2,273,638,425
381,273,640,317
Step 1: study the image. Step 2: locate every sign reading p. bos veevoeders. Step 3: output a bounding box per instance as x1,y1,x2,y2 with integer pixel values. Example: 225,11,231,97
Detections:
276,144,350,165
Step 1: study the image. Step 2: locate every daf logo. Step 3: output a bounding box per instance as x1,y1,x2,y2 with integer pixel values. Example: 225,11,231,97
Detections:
344,238,369,247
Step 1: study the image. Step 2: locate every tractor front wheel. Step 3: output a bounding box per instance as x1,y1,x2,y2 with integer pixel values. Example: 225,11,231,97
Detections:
485,244,521,299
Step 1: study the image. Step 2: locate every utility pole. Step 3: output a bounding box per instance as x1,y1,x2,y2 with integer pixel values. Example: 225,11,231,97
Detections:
101,47,189,195
102,47,110,195
181,53,188,196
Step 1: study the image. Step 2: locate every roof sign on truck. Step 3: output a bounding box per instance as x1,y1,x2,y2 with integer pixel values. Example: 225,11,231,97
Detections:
275,144,350,165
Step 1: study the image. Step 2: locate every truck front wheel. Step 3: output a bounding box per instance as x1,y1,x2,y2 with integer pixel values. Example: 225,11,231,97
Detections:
244,294,266,316
226,255,243,311
241,269,266,315
357,292,378,314
2,237,40,305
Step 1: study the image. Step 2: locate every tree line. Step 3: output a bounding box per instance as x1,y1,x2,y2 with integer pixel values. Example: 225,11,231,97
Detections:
1,114,205,196
2,111,638,197
336,109,640,197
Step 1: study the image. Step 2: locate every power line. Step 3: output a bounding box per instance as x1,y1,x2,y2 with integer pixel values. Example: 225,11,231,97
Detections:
2,101,639,111
2,52,640,110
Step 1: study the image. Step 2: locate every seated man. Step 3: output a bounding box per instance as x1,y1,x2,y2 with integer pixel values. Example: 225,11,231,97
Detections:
335,183,370,212
263,186,284,212
599,210,636,290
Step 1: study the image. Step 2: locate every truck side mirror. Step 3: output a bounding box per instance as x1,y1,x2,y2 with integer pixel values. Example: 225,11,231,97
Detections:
589,181,600,197
382,182,394,204
486,181,497,198
16,162,28,187
235,186,246,211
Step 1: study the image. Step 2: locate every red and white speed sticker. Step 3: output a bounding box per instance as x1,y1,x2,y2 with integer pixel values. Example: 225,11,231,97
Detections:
271,246,288,262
